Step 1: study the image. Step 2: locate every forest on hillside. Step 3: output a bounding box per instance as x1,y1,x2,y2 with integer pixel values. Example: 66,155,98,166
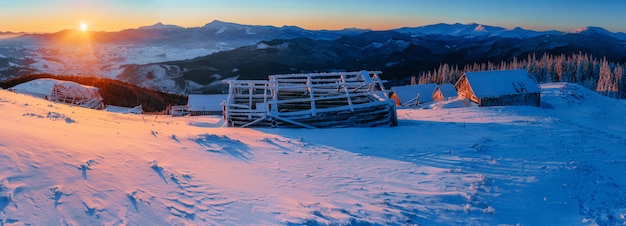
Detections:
0,74,187,112
413,52,626,98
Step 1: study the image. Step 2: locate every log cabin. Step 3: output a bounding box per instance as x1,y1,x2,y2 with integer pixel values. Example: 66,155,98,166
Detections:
432,84,458,102
187,94,228,116
454,70,541,107
390,84,437,106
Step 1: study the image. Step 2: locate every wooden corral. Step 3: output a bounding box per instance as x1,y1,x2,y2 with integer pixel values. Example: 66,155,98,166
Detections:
455,70,541,107
432,84,458,102
47,83,105,110
223,71,398,128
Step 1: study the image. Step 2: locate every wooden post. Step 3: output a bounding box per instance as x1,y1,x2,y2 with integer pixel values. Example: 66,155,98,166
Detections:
341,73,355,112
306,76,317,116
271,82,278,114
248,83,253,120
263,83,268,111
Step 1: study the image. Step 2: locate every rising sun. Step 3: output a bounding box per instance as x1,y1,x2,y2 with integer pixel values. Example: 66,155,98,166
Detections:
79,22,88,31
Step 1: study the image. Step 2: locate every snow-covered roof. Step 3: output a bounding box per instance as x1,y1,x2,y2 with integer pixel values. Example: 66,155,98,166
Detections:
463,70,540,98
10,78,99,98
436,84,457,98
187,94,228,112
391,84,437,105
106,105,142,114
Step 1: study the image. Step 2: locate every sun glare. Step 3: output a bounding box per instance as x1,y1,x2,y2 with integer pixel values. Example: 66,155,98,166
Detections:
80,22,88,31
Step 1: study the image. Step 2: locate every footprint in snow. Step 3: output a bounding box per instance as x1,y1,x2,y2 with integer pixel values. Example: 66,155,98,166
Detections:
171,135,180,143
150,161,168,184
191,134,251,161
77,160,98,179
49,186,64,207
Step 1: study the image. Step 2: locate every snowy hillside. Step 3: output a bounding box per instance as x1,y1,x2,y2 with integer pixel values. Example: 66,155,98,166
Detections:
0,83,625,225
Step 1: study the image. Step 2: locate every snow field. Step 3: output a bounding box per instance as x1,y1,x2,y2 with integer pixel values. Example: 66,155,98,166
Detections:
0,82,625,225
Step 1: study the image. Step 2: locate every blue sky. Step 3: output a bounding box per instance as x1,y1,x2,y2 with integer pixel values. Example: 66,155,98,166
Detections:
1,0,624,33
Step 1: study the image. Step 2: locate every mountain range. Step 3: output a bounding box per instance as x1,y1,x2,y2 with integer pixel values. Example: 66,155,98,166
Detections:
6,20,626,42
116,22,626,94
2,20,626,94
2,20,367,48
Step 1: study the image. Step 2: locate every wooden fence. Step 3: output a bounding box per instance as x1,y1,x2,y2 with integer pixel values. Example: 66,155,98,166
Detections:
223,71,398,128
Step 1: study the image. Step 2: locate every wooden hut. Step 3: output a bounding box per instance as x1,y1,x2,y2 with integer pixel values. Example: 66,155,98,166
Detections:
47,83,105,110
10,78,105,110
454,70,541,107
168,105,189,116
223,71,397,128
390,84,437,106
187,94,228,116
432,84,458,102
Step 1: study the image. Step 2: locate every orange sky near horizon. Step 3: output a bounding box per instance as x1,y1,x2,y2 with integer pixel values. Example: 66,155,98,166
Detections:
1,5,433,33
2,0,625,33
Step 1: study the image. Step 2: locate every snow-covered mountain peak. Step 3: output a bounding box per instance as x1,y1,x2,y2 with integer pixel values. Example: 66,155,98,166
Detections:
570,26,608,34
204,20,236,26
474,24,487,32
201,20,260,34
202,20,249,29
138,22,184,30
569,26,626,40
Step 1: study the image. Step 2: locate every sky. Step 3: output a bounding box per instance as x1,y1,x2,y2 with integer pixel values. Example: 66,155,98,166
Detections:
1,0,625,33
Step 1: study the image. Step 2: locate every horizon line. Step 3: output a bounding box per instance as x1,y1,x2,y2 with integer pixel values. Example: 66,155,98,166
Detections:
2,20,624,34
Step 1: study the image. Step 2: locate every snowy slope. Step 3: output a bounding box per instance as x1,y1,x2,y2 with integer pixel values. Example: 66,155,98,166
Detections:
0,83,625,225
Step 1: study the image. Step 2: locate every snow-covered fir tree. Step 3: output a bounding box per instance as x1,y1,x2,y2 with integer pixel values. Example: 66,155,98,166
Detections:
416,52,626,98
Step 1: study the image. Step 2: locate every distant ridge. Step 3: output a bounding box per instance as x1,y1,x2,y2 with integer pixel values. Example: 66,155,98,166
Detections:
394,22,562,38
568,26,626,40
137,22,184,30
2,20,625,41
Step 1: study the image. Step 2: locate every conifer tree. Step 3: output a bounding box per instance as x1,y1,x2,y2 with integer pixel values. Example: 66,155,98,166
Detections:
414,52,626,98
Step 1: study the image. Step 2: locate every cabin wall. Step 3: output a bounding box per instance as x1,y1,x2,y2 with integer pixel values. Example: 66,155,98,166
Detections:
390,93,401,106
189,110,223,116
455,77,478,103
480,92,541,107
432,90,444,102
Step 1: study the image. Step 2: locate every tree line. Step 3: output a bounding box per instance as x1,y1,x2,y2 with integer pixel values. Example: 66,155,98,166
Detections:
412,52,626,98
0,74,187,112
